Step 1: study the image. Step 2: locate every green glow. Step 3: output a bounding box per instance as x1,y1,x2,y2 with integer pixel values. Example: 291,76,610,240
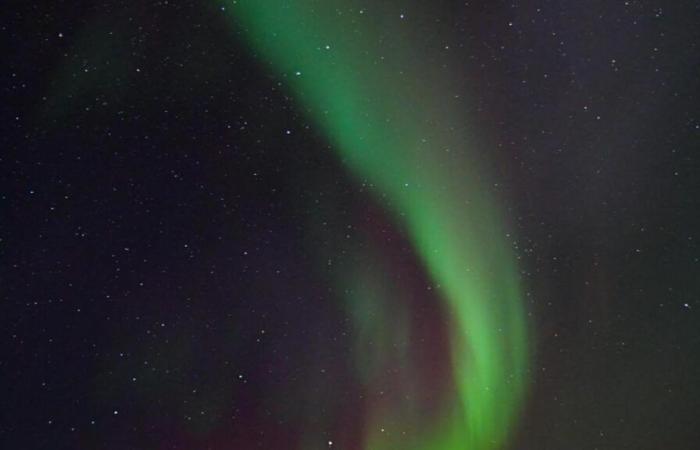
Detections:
223,1,529,448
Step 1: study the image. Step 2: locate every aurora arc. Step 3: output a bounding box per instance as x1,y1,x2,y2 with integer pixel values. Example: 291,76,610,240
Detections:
223,1,530,449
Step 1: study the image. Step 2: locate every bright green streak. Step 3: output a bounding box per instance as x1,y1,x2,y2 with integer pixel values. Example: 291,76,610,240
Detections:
223,1,529,449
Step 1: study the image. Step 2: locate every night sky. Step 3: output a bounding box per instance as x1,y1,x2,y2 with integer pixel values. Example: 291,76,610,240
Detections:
2,1,700,449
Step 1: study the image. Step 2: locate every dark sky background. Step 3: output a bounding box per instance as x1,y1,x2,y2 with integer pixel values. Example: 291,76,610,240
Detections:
2,1,700,449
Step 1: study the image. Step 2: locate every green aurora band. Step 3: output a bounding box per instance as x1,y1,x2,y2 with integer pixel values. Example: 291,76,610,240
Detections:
223,1,530,449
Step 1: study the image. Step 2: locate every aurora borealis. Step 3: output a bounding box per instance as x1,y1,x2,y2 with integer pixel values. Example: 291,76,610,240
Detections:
225,2,528,449
4,1,700,449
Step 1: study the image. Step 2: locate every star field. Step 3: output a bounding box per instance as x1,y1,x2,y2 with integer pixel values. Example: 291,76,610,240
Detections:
2,1,699,449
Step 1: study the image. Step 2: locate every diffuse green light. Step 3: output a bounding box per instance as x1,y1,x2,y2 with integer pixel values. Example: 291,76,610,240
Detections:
223,1,529,449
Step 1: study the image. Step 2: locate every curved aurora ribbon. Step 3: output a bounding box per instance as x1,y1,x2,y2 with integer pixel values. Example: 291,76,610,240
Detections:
223,2,530,449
